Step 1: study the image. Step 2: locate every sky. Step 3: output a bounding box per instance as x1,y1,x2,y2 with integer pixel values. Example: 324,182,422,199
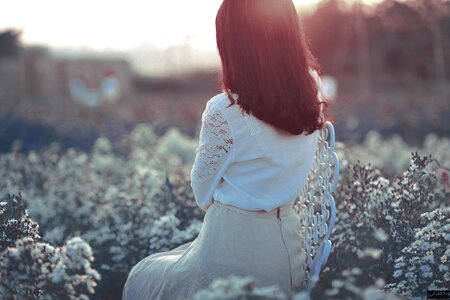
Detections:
1,0,382,51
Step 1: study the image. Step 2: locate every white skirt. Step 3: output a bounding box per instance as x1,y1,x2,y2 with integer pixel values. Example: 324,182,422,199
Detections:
122,199,306,300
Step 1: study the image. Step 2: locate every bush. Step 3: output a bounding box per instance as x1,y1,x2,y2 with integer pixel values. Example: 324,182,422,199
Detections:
312,153,448,299
0,193,40,252
0,194,100,299
0,123,448,300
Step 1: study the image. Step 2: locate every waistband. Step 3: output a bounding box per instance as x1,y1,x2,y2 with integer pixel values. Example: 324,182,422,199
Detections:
211,199,296,218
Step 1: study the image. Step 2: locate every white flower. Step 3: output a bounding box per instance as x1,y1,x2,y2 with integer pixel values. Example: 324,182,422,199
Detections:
374,228,388,242
331,280,344,288
444,233,450,241
50,262,66,283
393,270,403,278
419,242,430,251
420,265,433,278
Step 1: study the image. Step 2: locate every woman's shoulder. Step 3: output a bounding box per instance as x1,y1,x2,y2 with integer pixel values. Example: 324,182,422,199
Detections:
201,92,239,125
201,92,241,123
206,92,234,111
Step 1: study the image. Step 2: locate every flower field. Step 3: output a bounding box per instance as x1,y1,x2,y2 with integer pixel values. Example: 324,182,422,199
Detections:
1,124,449,300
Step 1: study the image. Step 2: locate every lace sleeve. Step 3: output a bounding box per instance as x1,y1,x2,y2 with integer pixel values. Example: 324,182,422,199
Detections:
190,103,234,210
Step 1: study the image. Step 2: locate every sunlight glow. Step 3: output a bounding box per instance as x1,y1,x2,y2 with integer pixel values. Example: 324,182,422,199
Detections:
1,0,383,51
1,0,224,50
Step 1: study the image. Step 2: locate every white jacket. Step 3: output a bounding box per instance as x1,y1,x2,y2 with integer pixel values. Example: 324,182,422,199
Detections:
190,87,322,212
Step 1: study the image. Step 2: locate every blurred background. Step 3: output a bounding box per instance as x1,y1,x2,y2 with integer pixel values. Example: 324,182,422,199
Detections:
1,2,449,299
1,0,449,153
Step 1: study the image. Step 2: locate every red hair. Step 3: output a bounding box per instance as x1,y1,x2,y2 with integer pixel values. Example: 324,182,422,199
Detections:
216,0,327,135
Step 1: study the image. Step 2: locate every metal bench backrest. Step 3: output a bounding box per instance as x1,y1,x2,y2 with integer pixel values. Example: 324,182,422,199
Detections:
295,121,339,293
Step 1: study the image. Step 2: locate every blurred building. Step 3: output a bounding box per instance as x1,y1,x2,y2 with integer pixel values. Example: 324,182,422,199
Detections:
0,46,133,106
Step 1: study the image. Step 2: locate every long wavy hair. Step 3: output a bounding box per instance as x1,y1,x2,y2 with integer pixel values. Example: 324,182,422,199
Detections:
216,0,328,135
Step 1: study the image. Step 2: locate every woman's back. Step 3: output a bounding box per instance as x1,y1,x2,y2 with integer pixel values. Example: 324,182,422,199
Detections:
190,92,320,212
123,0,330,298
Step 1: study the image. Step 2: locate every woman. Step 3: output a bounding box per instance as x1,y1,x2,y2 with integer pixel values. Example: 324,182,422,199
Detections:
122,0,328,299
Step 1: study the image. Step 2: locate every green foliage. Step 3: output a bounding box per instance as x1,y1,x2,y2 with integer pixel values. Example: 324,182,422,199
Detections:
303,0,450,81
0,123,448,300
0,29,21,57
0,194,100,300
313,152,448,299
0,193,40,252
